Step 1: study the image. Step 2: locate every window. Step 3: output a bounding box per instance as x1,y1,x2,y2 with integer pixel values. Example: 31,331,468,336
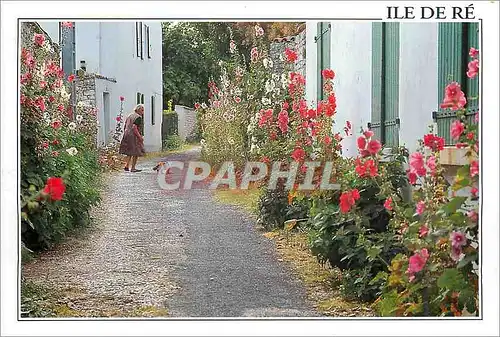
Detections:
315,22,331,102
151,95,155,125
136,22,143,59
434,23,479,145
136,92,145,134
370,22,400,147
145,25,151,59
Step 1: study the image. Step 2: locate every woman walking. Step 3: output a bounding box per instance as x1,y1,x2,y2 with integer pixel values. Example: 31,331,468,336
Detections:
119,104,145,172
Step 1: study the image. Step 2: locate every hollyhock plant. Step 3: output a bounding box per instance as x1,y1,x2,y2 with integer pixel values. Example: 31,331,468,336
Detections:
450,120,465,140
42,177,66,201
450,231,467,248
440,82,467,111
407,248,429,282
416,201,426,215
384,197,393,211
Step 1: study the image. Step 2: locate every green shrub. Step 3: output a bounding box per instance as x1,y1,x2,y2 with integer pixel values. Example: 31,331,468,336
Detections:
162,135,183,151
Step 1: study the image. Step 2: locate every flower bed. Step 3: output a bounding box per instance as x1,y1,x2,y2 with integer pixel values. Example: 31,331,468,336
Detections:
199,24,480,316
20,23,108,250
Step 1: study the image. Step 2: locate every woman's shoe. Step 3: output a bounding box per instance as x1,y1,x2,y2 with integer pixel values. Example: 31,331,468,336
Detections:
124,167,129,172
131,169,142,172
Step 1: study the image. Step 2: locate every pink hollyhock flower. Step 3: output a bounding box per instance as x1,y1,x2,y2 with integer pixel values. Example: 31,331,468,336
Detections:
410,152,426,176
52,139,60,146
366,139,381,155
34,97,46,112
419,225,429,238
277,110,289,134
234,96,241,104
475,112,479,123
467,59,479,79
470,160,479,177
471,187,478,197
48,95,55,103
61,22,73,28
469,47,479,58
363,130,374,138
384,197,393,211
450,245,463,262
450,231,467,248
450,120,465,140
467,211,478,223
407,248,429,281
416,201,426,215
57,104,64,112
426,155,436,175
67,74,75,82
34,33,45,46
41,141,49,149
407,170,418,185
52,151,59,157
466,132,475,140
194,103,200,109
357,136,367,150
440,82,467,111
324,135,332,145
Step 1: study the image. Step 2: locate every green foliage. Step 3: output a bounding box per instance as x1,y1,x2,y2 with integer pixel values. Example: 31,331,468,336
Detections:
162,135,184,151
162,109,178,140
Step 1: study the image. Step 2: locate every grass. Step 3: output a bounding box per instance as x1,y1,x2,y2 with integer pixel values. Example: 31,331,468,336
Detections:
20,280,169,318
212,187,261,215
263,229,375,317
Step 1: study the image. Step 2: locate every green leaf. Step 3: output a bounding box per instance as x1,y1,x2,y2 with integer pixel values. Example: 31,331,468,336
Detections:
457,254,478,269
367,246,382,260
441,197,467,215
369,271,388,285
437,269,468,291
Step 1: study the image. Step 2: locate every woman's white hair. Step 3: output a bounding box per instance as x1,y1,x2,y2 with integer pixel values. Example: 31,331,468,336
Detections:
134,104,144,113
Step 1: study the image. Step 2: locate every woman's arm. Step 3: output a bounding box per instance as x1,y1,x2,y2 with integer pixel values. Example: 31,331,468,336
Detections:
133,124,143,142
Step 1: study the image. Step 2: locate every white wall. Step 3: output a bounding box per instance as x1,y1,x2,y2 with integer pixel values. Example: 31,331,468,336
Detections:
329,22,372,158
75,21,163,152
37,21,59,43
305,22,318,106
398,23,439,153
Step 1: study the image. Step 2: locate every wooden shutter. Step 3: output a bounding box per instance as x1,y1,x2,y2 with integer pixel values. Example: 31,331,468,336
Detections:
383,22,400,147
151,96,155,125
316,22,331,102
370,22,400,147
140,22,144,60
370,22,384,142
435,23,479,145
136,22,141,57
146,26,152,59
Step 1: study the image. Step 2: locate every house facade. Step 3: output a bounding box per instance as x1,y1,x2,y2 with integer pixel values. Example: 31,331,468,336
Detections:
305,21,479,164
37,21,163,152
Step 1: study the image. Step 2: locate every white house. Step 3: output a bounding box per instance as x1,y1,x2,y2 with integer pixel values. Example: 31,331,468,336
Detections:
305,21,479,164
37,21,163,152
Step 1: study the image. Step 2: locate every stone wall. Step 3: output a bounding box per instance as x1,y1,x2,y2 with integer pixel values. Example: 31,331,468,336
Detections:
75,73,97,108
21,22,60,64
269,28,307,77
175,105,197,141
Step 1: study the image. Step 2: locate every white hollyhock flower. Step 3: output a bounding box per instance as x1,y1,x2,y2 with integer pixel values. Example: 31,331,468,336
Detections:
268,58,274,68
66,147,78,156
77,101,84,108
201,103,208,109
76,115,83,123
265,79,276,94
68,122,77,130
261,97,271,106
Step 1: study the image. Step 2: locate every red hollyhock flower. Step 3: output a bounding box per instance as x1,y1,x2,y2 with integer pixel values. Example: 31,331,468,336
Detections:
366,139,381,155
321,69,335,80
384,197,393,211
34,97,46,112
120,96,125,102
51,120,62,129
57,104,65,112
469,47,479,58
419,225,429,238
470,160,479,177
407,170,418,185
116,116,122,122
423,134,445,152
67,74,75,82
34,33,45,46
48,95,55,103
285,48,298,63
291,147,306,162
466,132,475,140
52,139,60,145
323,135,332,145
471,187,478,197
42,177,66,201
363,130,374,138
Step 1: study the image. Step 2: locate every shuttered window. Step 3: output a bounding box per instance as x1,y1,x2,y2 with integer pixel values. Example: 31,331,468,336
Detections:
136,22,143,59
151,95,155,125
435,22,479,144
315,22,331,102
370,22,400,147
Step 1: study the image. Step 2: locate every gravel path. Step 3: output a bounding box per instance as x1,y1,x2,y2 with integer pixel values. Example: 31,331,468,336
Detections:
22,147,319,317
